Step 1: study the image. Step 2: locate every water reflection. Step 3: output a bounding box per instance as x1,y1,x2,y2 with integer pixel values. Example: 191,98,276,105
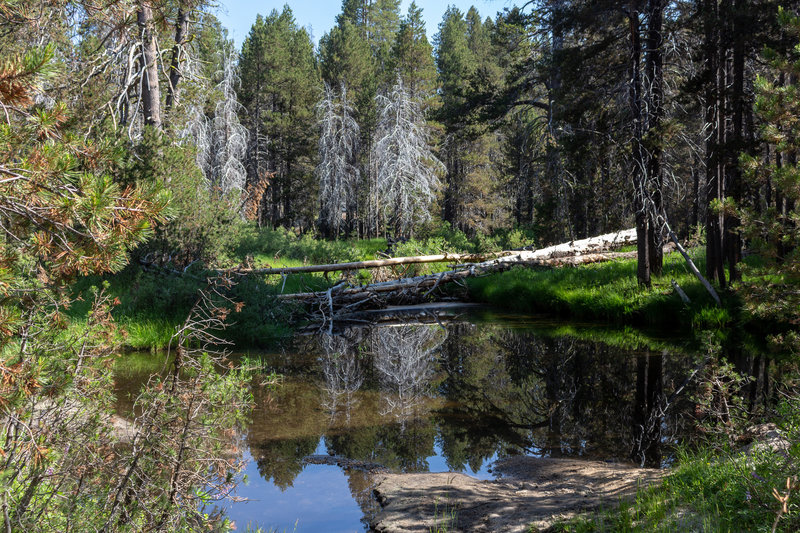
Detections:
115,316,781,531
370,325,446,421
320,333,365,424
241,321,699,499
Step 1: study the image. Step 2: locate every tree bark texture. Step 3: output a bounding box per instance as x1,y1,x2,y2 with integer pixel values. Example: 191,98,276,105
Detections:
137,2,162,130
165,1,191,112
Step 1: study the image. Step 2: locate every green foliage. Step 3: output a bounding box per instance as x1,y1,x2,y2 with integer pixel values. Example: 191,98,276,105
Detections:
240,6,321,228
120,128,244,267
391,2,437,97
739,8,800,345
235,226,376,265
467,249,733,330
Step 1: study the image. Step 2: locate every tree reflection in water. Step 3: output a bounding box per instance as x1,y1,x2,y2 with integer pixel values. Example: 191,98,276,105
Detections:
319,330,365,424
232,320,781,494
369,325,447,422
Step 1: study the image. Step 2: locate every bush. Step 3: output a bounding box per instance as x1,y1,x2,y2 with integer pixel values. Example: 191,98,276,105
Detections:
120,129,246,268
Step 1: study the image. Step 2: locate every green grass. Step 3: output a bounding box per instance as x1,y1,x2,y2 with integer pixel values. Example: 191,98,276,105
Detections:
550,446,799,532
551,392,800,532
467,248,739,330
68,264,325,351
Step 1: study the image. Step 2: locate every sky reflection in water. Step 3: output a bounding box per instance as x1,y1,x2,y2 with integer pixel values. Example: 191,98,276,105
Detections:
117,311,712,532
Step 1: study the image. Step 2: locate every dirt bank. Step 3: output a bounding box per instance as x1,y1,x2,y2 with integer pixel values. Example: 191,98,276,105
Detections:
370,456,663,532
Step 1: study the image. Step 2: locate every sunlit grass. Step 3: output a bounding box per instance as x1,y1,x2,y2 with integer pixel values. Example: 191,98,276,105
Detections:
549,444,797,532
467,248,739,330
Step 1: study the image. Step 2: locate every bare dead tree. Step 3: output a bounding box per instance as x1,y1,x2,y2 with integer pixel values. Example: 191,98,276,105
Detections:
181,101,213,179
316,82,360,237
319,333,365,423
374,77,444,237
211,49,248,197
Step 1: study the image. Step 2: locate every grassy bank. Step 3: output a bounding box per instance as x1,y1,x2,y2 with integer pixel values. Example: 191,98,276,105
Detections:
466,247,738,331
68,266,330,350
70,224,526,351
549,398,800,532
73,228,781,351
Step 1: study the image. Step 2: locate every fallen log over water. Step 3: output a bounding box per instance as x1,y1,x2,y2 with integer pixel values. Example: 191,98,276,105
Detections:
225,228,637,276
226,251,512,276
277,229,644,329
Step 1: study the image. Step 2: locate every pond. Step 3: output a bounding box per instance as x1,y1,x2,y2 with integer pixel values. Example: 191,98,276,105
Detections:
114,306,778,532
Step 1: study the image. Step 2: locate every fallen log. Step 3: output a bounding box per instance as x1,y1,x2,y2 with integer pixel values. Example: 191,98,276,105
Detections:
223,228,638,276
279,242,651,329
492,228,638,265
225,251,512,276
278,249,643,303
666,225,721,306
277,264,495,301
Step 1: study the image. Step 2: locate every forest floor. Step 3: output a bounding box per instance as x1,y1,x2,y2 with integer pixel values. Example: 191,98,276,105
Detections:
370,457,663,532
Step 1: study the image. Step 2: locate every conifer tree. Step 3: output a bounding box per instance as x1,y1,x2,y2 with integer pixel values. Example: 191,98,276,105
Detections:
435,7,473,229
239,7,320,228
390,2,437,98
740,8,800,332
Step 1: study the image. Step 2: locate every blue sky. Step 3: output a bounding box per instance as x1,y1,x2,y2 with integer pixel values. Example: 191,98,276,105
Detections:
215,0,514,48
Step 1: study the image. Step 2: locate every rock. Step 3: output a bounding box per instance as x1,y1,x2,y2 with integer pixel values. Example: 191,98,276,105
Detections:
370,457,663,532
739,424,791,457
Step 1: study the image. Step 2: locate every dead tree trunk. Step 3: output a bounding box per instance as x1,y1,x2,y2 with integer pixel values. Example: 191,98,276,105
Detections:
137,2,162,130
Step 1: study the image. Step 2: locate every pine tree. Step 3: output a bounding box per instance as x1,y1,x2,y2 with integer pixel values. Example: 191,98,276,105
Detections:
368,0,402,86
435,7,473,229
740,8,800,332
0,43,169,289
239,7,320,228
390,1,437,98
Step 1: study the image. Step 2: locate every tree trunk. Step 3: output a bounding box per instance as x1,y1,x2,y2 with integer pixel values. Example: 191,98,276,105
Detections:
628,0,650,287
165,2,191,112
703,0,725,286
724,0,745,283
645,0,664,276
137,2,162,130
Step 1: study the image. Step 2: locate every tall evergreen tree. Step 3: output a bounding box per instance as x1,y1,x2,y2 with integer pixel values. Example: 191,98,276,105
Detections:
239,7,320,228
435,6,474,230
390,2,437,98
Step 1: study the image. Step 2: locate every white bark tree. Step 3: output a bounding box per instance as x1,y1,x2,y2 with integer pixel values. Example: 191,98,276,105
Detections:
374,77,444,236
315,83,361,237
319,333,364,423
211,50,248,197
181,102,212,178
180,50,248,206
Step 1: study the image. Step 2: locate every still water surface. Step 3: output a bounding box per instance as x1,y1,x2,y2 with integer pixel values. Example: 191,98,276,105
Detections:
115,307,773,532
